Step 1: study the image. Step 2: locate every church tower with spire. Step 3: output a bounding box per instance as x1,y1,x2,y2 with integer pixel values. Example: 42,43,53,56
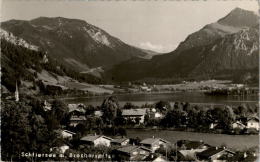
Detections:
15,81,19,102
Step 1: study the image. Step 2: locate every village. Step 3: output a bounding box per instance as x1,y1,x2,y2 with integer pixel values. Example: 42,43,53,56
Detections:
1,82,259,161
38,99,259,161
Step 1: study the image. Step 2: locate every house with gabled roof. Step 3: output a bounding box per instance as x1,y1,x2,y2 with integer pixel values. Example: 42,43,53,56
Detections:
54,129,76,140
246,117,259,131
111,137,130,146
196,147,235,161
112,145,151,161
140,137,169,152
69,115,86,127
176,140,210,150
144,153,167,162
176,140,210,161
232,120,246,130
80,134,113,147
122,108,147,124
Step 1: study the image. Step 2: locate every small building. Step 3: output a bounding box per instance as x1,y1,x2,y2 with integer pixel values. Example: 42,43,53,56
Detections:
50,145,70,154
111,137,130,146
61,130,76,139
176,140,210,150
122,109,147,124
246,117,259,131
94,110,103,117
196,147,235,161
68,103,86,114
140,137,169,152
80,134,112,147
69,116,87,127
112,145,151,161
144,153,167,162
231,121,246,130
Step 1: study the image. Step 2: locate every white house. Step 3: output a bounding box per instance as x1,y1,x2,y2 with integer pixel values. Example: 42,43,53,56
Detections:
232,121,246,130
80,134,113,147
61,130,76,139
50,145,69,154
140,137,169,152
111,137,130,146
246,117,259,130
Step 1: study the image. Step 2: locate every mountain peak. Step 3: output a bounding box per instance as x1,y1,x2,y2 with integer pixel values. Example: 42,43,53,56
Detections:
218,7,259,27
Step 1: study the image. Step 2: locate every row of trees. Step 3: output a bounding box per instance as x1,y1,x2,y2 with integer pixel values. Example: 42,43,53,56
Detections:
1,95,70,161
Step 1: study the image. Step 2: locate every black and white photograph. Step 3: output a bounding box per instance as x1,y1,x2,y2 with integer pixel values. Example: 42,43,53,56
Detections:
1,0,259,161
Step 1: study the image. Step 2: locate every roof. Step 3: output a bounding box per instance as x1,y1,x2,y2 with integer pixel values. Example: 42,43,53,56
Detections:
80,135,112,142
94,110,103,117
144,154,167,161
232,121,245,126
116,145,151,154
62,130,76,135
197,147,235,159
111,138,129,144
122,109,146,116
177,140,208,150
140,138,168,145
70,116,86,121
247,117,259,122
68,103,85,113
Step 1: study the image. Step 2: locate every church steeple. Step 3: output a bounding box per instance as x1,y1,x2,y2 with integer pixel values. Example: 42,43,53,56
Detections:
15,81,19,102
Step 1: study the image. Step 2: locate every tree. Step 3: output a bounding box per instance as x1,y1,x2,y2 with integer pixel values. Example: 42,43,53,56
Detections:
1,101,32,161
101,96,120,126
155,101,171,113
123,102,138,109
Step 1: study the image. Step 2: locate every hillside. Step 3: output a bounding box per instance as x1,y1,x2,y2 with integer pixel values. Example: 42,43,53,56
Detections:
106,8,259,84
1,17,151,74
0,36,113,95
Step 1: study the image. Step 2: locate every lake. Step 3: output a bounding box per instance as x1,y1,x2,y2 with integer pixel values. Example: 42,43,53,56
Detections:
62,92,258,107
126,129,259,151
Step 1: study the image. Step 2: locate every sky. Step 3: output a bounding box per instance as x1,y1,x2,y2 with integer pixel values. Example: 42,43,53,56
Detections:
1,0,259,53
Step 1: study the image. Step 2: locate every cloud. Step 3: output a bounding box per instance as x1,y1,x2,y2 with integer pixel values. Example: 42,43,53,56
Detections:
139,42,178,53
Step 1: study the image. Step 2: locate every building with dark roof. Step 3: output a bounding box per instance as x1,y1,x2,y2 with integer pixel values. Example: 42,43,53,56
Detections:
196,147,235,161
140,137,169,152
112,145,151,161
177,140,210,150
111,137,130,146
122,108,147,124
80,134,113,147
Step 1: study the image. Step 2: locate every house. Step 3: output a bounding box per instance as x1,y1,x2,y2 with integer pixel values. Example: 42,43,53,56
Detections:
140,86,152,92
94,110,103,117
144,153,167,162
176,140,209,161
68,103,86,114
140,137,169,152
122,109,147,124
61,130,76,139
246,117,259,131
111,137,130,146
69,116,87,127
196,147,235,161
112,145,152,161
176,140,210,150
231,121,246,130
50,145,69,154
80,134,112,147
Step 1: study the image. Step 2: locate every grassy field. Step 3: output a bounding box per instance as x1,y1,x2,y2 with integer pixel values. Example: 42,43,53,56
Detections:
127,129,259,151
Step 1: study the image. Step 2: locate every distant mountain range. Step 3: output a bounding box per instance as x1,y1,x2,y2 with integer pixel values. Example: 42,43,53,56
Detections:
107,8,259,83
1,17,151,74
1,7,259,86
